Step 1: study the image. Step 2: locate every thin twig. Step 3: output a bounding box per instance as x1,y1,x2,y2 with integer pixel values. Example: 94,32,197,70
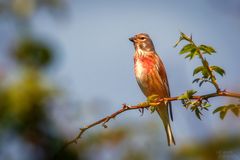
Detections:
54,90,240,158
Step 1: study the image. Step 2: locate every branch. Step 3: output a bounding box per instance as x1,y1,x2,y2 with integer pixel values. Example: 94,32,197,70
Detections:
189,38,221,92
55,90,240,156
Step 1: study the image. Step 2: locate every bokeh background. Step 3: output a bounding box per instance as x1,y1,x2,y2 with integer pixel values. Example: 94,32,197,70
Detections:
0,0,240,160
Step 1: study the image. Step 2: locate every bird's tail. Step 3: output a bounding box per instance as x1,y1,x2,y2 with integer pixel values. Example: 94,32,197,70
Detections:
157,105,175,146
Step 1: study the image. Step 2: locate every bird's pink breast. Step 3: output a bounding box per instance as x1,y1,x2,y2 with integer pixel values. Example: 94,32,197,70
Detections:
134,54,155,76
134,53,165,97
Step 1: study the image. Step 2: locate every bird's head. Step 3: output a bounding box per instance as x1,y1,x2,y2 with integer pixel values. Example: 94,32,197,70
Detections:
129,33,155,52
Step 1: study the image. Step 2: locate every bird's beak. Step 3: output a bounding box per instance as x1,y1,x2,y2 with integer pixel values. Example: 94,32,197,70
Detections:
129,37,135,42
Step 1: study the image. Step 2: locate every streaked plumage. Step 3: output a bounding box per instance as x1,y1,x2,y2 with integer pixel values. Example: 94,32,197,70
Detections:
129,33,175,146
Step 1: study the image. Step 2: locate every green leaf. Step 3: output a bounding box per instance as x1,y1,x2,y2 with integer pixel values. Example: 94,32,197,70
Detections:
195,108,202,120
147,94,159,103
180,32,192,42
187,90,197,98
202,101,211,110
199,45,216,54
190,49,198,60
203,107,209,111
199,80,205,87
213,106,225,114
231,107,239,117
184,53,192,59
178,90,197,100
220,110,227,120
150,106,156,113
193,66,205,76
213,104,240,120
204,103,211,108
201,68,210,78
174,37,183,48
192,78,201,84
210,66,225,76
179,44,195,54
228,104,240,117
184,48,199,60
174,32,192,47
178,93,188,100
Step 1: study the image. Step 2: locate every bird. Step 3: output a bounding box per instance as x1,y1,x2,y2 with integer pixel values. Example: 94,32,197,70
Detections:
129,33,175,146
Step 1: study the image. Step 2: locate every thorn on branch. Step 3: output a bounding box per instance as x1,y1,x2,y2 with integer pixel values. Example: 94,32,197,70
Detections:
102,124,108,128
102,116,111,128
122,104,129,109
73,140,78,144
138,108,144,116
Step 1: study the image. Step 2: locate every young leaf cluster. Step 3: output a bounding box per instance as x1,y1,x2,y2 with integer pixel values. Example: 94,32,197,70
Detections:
178,90,211,120
147,94,161,113
174,32,239,120
175,32,225,89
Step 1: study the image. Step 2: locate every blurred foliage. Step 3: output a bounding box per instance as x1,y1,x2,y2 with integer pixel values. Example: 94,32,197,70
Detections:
0,0,67,19
0,39,79,159
71,125,153,160
0,70,50,129
71,127,131,160
11,37,54,69
122,149,149,160
0,0,76,157
172,135,240,160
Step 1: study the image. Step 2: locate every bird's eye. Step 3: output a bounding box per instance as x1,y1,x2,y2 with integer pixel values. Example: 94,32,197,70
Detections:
139,37,146,40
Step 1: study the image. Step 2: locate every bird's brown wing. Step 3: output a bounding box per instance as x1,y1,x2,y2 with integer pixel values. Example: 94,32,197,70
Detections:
155,54,173,121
